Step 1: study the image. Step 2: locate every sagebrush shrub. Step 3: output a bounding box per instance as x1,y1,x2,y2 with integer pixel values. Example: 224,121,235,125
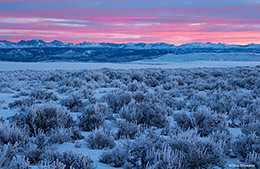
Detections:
105,91,131,113
207,90,234,113
169,130,225,169
228,106,244,127
210,130,232,155
12,102,74,135
120,101,168,128
48,127,83,144
173,108,226,136
9,98,35,111
86,127,115,149
78,105,104,132
241,121,260,136
60,93,84,112
145,144,185,169
232,133,260,159
8,156,30,169
30,89,58,101
246,151,260,168
99,130,164,168
100,129,224,169
173,111,193,131
0,122,28,145
117,119,139,139
41,150,95,169
99,145,128,167
0,143,18,168
127,130,165,168
24,132,49,164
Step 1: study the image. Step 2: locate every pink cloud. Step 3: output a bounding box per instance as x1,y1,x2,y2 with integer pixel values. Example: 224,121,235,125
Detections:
0,1,259,45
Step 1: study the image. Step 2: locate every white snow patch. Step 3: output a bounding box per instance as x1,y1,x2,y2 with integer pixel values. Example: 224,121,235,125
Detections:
146,53,260,62
228,127,242,137
0,93,19,119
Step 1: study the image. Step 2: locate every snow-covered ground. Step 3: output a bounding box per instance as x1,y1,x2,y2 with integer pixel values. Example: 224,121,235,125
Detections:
0,61,260,71
146,53,260,62
0,65,259,169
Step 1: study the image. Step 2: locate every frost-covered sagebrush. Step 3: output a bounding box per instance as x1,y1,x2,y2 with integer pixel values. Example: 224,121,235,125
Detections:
86,127,115,149
41,150,95,169
1,66,260,168
78,104,104,131
11,102,74,135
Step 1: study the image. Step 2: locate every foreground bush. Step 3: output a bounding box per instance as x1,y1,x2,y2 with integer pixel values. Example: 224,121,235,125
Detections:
86,127,115,149
78,105,104,132
173,108,226,136
145,145,185,169
169,130,225,169
60,93,84,112
41,150,96,169
9,98,35,111
116,119,139,139
0,122,28,145
105,91,131,113
48,127,84,144
100,130,165,168
241,121,260,136
12,102,74,135
246,151,260,168
30,89,58,101
120,101,168,128
24,132,50,164
232,133,260,159
99,144,128,167
0,143,18,168
100,129,225,169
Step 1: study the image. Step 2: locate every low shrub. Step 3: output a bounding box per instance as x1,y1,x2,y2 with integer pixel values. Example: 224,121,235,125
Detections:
0,143,18,168
60,93,84,112
30,89,58,101
105,91,131,113
120,102,168,128
145,145,185,169
41,150,95,169
232,133,260,159
11,156,30,169
241,121,260,136
246,151,260,168
13,102,74,135
116,119,139,139
78,105,104,132
86,127,115,149
24,132,49,164
173,108,226,136
0,122,28,145
169,130,225,169
101,129,225,169
228,106,244,127
99,145,128,167
48,127,84,144
9,98,35,111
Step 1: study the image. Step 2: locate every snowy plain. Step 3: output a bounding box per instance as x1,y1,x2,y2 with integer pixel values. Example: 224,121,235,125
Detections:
1,60,260,71
0,60,260,169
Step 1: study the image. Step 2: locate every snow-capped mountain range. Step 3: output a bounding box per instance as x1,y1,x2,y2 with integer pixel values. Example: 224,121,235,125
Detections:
0,39,260,63
1,39,260,49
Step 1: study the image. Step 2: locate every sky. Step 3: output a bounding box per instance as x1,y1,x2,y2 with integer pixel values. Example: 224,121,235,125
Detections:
0,0,260,45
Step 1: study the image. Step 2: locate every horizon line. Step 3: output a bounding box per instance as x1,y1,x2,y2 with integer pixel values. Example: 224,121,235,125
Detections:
2,39,259,47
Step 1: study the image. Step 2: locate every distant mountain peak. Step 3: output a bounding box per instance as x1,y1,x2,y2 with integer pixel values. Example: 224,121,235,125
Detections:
0,39,259,49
